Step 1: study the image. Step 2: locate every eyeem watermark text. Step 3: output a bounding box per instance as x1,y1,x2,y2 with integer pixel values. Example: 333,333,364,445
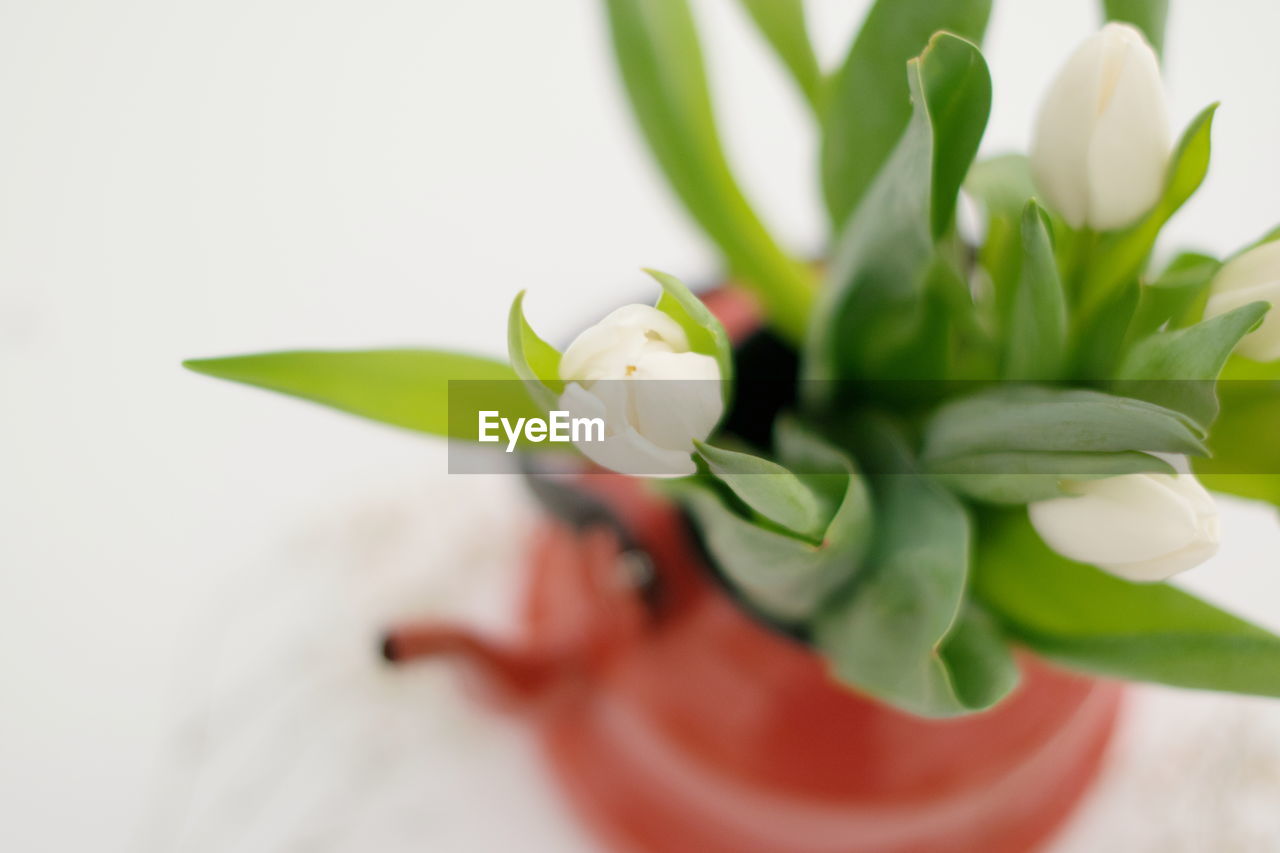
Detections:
477,410,604,452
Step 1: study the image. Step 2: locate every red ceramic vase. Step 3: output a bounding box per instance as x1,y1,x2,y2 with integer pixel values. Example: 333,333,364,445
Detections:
384,288,1122,852
386,472,1122,853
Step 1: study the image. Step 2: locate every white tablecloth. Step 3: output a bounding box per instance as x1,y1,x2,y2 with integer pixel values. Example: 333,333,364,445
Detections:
139,475,1280,853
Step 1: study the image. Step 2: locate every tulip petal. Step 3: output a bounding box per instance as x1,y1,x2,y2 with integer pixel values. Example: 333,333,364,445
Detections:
1205,243,1280,361
578,426,698,478
1100,538,1220,582
1165,468,1219,517
1085,26,1170,229
1030,27,1106,228
1028,473,1207,566
1030,22,1171,231
559,324,648,382
629,351,724,452
1211,241,1280,295
558,382,695,477
559,304,691,382
1093,473,1219,581
1206,280,1280,361
603,303,690,342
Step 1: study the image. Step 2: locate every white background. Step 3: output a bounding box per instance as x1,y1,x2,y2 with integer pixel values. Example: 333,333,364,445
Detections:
2,1,1280,851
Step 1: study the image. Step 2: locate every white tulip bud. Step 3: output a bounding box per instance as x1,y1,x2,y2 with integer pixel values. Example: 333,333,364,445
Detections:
558,304,723,477
1205,241,1280,361
1028,472,1219,582
1030,23,1172,231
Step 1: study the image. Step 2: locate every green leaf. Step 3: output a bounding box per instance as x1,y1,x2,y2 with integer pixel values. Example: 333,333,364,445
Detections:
1221,355,1280,382
821,0,992,229
1073,277,1139,379
1130,251,1221,338
1114,301,1269,426
1083,104,1219,314
603,0,814,341
735,0,823,115
933,603,1023,709
1197,475,1280,507
966,154,1038,331
814,475,1018,717
927,450,1173,504
184,349,541,440
694,440,827,541
1158,105,1217,218
1101,0,1169,57
966,154,1036,220
922,385,1208,462
974,509,1280,697
507,291,562,413
919,39,992,241
1003,201,1068,380
806,33,991,388
646,268,734,397
1195,364,1280,506
679,429,873,622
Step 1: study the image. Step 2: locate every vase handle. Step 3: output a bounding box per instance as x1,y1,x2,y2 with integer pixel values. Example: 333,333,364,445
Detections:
381,523,650,707
381,625,566,705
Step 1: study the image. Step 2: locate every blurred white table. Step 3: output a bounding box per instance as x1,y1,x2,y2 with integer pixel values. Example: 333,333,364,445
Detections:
139,473,1280,853
4,2,1280,850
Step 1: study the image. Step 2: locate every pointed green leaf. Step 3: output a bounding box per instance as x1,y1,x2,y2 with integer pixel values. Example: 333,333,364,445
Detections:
184,349,541,439
694,440,826,541
1073,277,1139,379
1160,105,1218,217
1083,104,1218,312
1195,362,1280,506
1003,201,1068,380
1114,301,1269,426
974,509,1280,697
806,33,991,388
646,268,733,395
1190,233,1280,490
814,475,1018,717
603,0,814,341
773,413,857,509
966,154,1038,332
507,291,562,413
821,0,992,228
965,154,1036,220
1130,251,1221,338
923,385,1207,462
933,603,1023,710
927,450,1174,504
679,430,872,622
921,42,992,241
735,0,823,114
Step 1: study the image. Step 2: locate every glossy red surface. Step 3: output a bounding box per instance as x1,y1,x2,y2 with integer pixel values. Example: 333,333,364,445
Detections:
387,474,1122,853
383,288,1122,851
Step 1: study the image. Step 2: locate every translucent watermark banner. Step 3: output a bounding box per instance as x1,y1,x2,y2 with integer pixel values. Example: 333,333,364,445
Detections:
446,379,1280,477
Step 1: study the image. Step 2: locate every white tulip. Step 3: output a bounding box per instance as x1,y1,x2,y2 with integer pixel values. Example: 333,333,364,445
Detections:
1030,23,1172,231
558,304,723,477
1028,472,1219,582
1205,241,1280,361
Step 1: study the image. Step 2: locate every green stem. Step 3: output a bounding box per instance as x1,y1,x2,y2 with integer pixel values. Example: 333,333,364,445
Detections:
1062,227,1098,308
604,0,815,347
731,244,817,345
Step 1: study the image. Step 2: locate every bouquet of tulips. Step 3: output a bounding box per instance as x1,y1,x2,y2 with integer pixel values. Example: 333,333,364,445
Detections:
187,0,1280,716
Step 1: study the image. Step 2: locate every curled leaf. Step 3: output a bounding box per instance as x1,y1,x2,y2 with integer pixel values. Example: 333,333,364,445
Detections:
814,475,1018,717
975,509,1280,698
507,291,563,413
679,426,872,622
